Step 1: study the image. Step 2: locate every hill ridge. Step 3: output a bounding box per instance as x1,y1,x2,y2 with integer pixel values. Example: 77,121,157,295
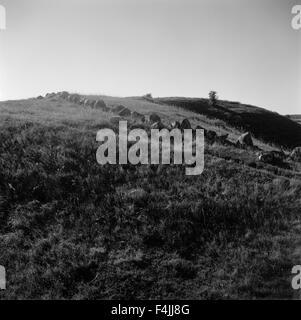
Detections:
154,97,301,149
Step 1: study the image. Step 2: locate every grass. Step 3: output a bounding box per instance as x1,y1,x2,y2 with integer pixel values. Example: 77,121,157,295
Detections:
0,96,300,299
156,97,301,148
287,114,301,125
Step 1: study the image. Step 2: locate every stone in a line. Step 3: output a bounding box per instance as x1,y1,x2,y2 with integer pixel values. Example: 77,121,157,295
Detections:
118,108,131,117
180,118,191,130
149,113,161,124
94,100,107,110
237,132,253,147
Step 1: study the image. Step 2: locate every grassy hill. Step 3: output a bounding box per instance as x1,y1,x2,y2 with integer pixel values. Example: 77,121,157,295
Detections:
286,114,301,126
0,94,300,299
156,97,301,149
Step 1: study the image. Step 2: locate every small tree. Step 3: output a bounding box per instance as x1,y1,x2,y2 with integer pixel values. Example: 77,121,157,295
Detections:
209,91,218,106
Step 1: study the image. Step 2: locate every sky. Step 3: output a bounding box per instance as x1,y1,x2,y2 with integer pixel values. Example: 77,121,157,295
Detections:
0,0,300,114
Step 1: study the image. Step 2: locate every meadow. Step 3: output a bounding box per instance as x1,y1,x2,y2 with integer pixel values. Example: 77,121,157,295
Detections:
0,95,300,299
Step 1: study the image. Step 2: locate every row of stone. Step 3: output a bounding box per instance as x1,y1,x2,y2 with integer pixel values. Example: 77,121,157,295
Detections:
41,92,301,162
43,92,251,147
43,92,148,122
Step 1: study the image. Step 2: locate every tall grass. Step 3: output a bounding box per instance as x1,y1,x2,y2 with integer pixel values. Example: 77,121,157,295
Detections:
0,98,300,299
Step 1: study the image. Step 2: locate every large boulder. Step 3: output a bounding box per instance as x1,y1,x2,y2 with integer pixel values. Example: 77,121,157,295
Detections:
94,99,108,110
84,99,95,107
58,91,69,99
68,94,81,103
149,113,161,124
46,92,56,98
290,147,301,162
83,99,91,107
86,99,96,107
118,107,131,117
79,98,86,105
258,150,285,165
180,118,191,130
236,132,253,147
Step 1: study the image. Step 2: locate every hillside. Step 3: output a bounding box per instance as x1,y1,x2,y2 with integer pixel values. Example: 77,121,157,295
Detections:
287,115,301,126
0,93,301,299
155,97,301,149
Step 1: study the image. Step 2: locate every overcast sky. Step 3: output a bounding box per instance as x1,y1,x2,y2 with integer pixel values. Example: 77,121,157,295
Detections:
0,0,300,114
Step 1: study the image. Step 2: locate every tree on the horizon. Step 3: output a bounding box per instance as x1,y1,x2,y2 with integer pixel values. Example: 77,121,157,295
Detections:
209,91,218,106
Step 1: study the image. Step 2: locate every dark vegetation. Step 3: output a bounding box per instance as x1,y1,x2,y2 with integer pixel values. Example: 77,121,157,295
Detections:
287,114,301,126
0,96,301,299
156,97,301,148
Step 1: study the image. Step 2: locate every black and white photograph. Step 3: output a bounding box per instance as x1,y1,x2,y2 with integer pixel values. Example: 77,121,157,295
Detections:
0,0,301,306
